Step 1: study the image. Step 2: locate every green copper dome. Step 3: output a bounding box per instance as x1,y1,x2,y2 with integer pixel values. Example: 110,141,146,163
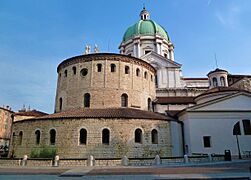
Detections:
122,19,170,42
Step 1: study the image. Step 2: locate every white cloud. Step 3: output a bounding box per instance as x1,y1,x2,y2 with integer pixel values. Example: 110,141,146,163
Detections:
215,3,241,29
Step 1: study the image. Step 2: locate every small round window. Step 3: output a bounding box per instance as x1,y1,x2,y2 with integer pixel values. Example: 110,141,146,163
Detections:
81,68,88,77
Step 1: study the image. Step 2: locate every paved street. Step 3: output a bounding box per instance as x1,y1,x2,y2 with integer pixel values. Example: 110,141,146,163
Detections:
0,160,250,179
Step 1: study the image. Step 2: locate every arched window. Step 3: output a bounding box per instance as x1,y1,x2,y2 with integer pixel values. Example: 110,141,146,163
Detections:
79,128,87,145
151,129,158,144
233,122,241,135
84,93,90,108
121,93,128,107
102,128,110,144
50,129,56,145
59,97,63,111
18,131,23,145
135,128,142,143
151,75,153,81
111,64,116,72
148,98,152,111
125,66,130,74
72,66,76,75
212,77,218,87
35,130,41,145
220,76,225,86
64,69,67,77
144,71,148,79
242,119,251,135
97,64,102,72
136,68,140,77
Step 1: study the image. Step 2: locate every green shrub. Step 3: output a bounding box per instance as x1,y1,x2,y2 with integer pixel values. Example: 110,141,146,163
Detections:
30,147,57,158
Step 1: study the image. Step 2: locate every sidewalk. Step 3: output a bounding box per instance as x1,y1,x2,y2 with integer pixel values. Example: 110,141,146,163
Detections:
60,160,251,179
0,160,250,179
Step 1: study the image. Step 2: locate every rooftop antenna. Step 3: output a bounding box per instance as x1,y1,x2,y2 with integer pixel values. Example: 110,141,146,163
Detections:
214,53,218,68
143,3,145,9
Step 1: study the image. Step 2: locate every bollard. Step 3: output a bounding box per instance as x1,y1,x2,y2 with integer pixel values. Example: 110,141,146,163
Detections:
21,155,28,166
53,155,60,167
208,154,212,162
18,159,21,166
154,155,161,165
87,155,95,166
184,154,189,163
121,155,129,166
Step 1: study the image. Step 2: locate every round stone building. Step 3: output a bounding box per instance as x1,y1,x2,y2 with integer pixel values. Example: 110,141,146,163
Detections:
10,53,174,159
55,53,156,112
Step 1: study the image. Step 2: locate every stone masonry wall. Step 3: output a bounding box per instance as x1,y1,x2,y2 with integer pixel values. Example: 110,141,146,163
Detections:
11,118,172,159
0,108,13,146
55,54,156,112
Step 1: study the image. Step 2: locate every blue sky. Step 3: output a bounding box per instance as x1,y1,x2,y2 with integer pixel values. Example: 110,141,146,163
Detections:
0,0,251,113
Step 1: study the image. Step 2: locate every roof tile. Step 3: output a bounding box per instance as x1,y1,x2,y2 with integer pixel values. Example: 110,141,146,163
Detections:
17,108,174,122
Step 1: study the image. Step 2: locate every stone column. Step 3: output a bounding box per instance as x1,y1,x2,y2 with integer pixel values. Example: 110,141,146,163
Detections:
170,50,174,61
159,43,162,55
137,42,140,57
167,49,170,59
133,43,137,57
224,75,228,87
156,43,160,54
216,76,221,87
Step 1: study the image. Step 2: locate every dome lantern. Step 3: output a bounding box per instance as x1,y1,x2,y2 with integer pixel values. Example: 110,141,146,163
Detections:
207,68,229,89
140,6,150,20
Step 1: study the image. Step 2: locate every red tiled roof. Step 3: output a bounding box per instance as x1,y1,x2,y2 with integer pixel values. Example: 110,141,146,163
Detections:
15,110,48,117
15,108,173,122
155,97,195,104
